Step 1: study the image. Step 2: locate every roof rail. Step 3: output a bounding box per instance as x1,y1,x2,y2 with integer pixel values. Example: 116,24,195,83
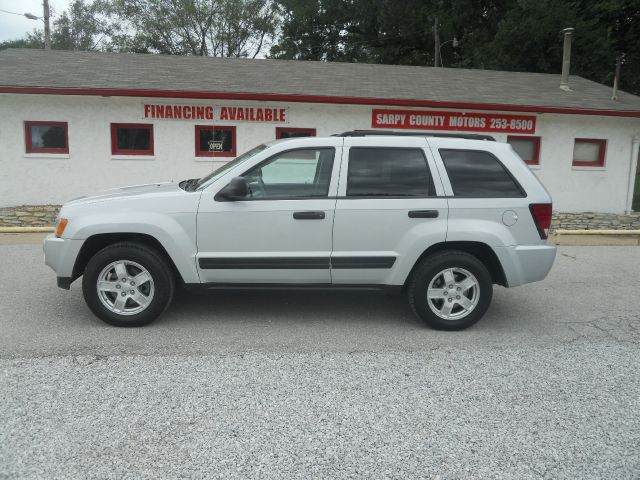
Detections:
335,130,496,141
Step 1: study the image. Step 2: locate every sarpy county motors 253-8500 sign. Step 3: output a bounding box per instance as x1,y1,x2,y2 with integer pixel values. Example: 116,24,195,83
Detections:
372,109,536,134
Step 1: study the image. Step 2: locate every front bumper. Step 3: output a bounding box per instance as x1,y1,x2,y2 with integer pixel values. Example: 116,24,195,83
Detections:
494,244,557,287
43,234,84,289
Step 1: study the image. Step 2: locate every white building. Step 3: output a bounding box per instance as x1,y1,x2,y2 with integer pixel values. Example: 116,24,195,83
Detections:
1,49,639,213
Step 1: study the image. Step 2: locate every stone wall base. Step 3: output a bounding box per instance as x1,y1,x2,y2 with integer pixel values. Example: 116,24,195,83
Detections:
0,205,61,227
1,205,640,231
551,212,640,231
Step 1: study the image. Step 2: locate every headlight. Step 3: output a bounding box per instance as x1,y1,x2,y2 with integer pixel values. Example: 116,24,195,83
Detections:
55,218,68,238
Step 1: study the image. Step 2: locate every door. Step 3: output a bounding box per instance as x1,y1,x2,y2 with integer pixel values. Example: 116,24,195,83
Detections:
331,137,448,285
196,142,341,284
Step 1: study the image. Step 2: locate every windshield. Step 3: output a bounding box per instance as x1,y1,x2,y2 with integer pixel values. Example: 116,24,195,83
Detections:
195,144,268,189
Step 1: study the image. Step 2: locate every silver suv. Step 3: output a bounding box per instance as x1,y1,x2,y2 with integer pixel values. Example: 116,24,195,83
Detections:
44,131,556,330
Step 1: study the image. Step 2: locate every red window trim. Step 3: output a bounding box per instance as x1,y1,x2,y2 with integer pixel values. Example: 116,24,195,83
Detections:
24,121,69,154
110,123,154,155
572,138,606,167
275,127,317,139
195,125,237,157
507,135,541,166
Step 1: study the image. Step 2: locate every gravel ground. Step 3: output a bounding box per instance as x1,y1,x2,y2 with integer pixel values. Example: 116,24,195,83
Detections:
0,243,639,479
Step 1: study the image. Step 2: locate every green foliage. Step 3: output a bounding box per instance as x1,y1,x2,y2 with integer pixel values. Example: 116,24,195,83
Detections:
271,0,640,95
105,0,279,57
2,0,279,58
0,34,43,51
52,0,113,50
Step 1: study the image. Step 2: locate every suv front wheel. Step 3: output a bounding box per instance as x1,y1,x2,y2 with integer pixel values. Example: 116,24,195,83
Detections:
82,242,175,327
408,250,493,330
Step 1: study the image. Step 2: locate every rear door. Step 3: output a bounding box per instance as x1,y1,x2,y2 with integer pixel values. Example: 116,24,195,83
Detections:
331,137,448,285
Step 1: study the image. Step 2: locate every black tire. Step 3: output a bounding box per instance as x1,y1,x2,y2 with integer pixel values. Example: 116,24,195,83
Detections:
408,250,493,331
82,242,175,327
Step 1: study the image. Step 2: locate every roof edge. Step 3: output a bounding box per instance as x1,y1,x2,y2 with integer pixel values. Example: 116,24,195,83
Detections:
1,86,639,118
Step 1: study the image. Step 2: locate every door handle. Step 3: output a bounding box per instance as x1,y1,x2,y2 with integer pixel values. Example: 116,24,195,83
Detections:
408,210,439,219
293,211,325,220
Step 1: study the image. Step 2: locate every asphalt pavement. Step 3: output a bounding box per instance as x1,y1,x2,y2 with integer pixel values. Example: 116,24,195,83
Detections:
0,239,638,479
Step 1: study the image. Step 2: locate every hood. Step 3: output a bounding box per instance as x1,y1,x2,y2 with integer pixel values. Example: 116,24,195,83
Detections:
65,182,184,207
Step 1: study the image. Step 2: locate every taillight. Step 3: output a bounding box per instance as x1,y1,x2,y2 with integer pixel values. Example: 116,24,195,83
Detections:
529,203,552,239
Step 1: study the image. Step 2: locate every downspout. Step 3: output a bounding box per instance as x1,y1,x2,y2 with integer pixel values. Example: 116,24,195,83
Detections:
625,135,640,214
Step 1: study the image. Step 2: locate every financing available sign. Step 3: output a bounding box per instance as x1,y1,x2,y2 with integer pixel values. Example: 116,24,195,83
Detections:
372,108,536,134
143,103,288,123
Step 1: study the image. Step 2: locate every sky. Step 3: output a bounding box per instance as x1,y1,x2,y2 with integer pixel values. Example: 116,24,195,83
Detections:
0,0,71,42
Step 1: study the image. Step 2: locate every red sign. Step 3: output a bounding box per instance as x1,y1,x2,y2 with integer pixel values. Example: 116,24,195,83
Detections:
144,103,287,123
372,109,536,134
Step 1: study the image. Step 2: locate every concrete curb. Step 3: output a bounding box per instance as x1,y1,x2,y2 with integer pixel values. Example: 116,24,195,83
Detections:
0,226,54,233
551,229,640,246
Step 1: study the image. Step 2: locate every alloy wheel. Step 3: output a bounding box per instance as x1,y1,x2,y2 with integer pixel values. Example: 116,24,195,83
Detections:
426,267,480,320
96,260,155,316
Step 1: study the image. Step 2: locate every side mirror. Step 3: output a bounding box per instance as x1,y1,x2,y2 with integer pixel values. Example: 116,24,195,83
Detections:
215,177,248,201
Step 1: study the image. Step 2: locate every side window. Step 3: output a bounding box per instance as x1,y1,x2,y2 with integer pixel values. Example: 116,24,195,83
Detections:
347,148,432,197
242,148,334,199
439,149,525,198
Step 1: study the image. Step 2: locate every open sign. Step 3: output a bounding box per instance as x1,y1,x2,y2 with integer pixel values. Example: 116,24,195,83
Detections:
208,140,223,152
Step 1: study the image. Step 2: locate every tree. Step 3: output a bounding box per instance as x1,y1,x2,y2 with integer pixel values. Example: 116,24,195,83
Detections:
52,0,114,50
271,0,640,95
0,34,43,51
105,0,279,57
1,0,279,58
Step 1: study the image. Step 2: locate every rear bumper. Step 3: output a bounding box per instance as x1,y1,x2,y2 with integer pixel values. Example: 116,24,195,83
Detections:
43,234,84,288
494,244,557,287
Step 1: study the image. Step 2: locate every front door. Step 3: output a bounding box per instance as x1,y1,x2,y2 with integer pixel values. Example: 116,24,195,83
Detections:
196,141,341,284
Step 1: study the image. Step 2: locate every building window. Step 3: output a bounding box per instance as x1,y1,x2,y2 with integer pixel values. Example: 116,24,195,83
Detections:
275,127,316,139
111,123,154,155
24,121,69,154
507,135,540,166
572,138,606,167
195,125,236,157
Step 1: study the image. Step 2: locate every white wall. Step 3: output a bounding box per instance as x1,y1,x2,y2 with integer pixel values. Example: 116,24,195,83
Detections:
1,93,639,213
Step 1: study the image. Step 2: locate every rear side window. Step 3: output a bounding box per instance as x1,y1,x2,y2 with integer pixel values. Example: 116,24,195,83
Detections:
347,147,433,197
439,149,525,198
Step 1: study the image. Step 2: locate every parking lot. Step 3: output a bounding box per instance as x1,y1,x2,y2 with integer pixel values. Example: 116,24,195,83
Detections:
1,237,639,479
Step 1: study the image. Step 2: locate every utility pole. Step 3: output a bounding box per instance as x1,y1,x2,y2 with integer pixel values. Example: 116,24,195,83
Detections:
433,17,440,67
43,0,51,50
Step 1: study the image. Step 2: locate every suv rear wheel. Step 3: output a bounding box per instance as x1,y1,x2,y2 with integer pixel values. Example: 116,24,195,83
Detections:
408,250,493,330
82,242,175,327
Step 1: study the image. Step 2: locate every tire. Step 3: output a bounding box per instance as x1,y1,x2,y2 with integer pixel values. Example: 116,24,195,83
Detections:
408,250,493,331
82,242,175,327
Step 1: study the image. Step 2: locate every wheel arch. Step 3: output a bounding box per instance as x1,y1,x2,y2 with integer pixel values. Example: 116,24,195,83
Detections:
72,233,185,284
404,241,507,289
